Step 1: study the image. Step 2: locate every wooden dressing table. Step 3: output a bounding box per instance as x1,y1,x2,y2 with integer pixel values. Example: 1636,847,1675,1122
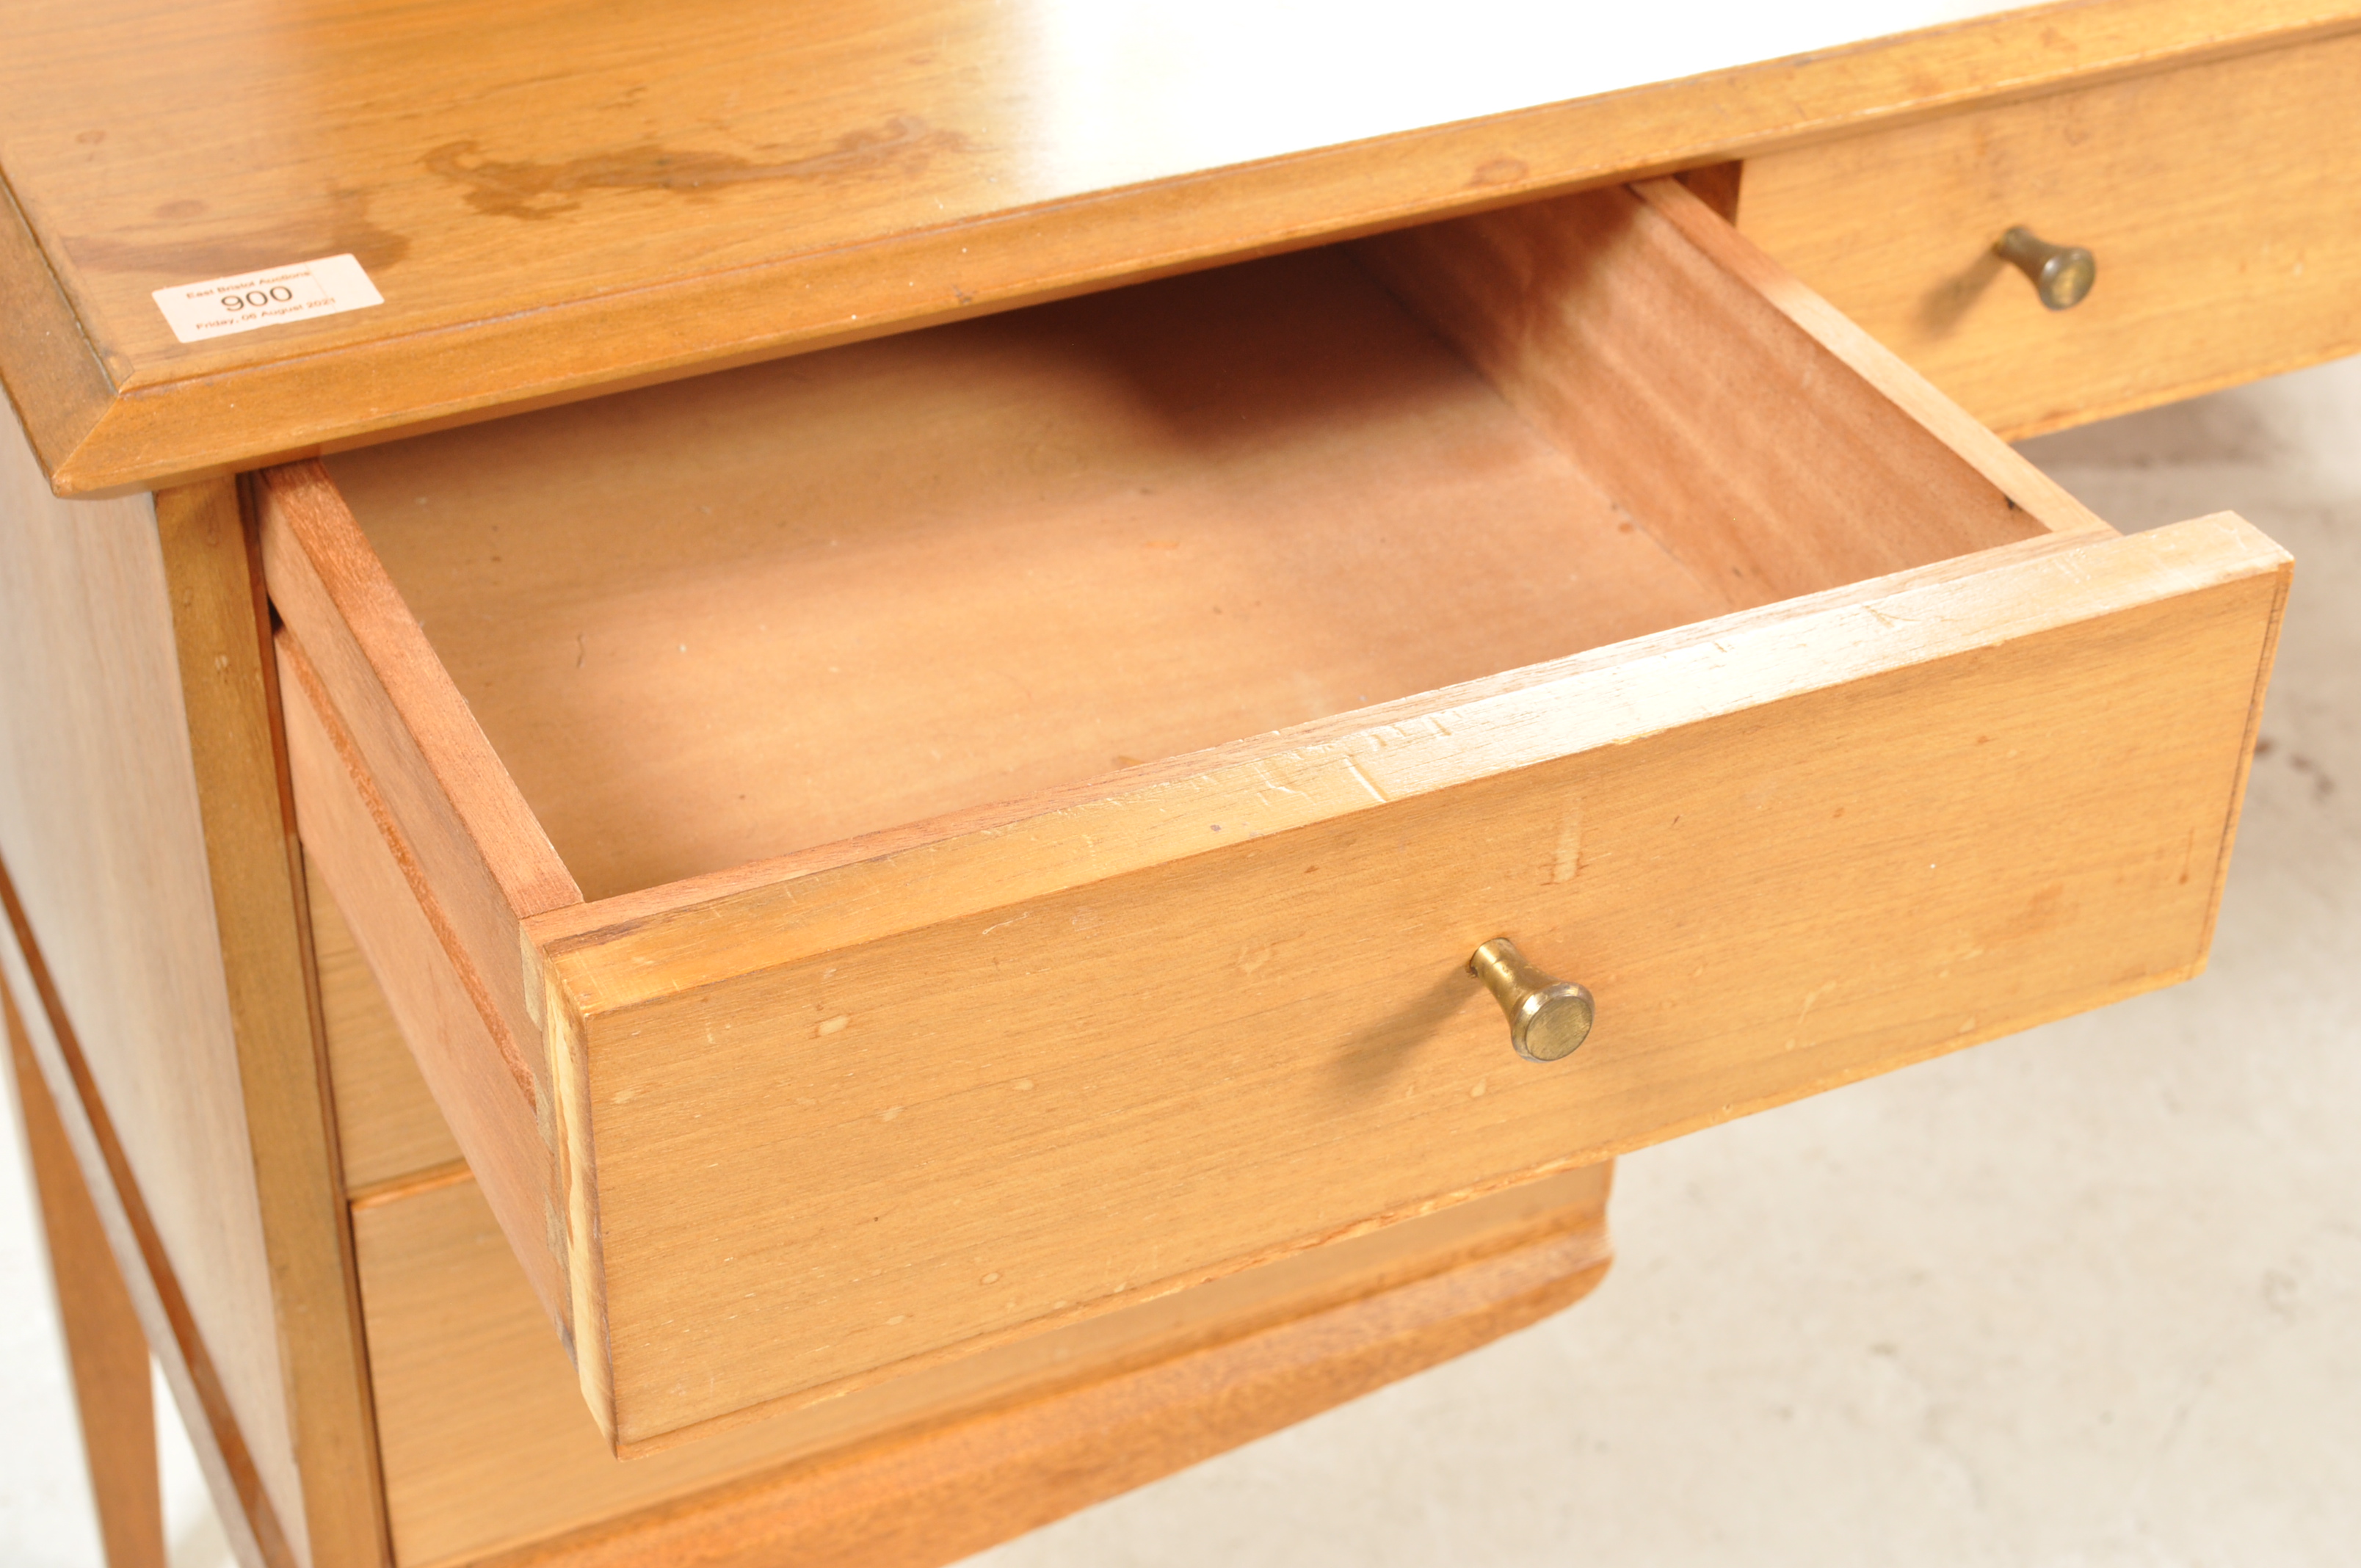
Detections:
4,3,2349,1564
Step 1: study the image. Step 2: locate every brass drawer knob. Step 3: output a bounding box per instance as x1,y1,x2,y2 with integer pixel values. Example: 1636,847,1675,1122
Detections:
1995,226,2096,311
1469,938,1595,1063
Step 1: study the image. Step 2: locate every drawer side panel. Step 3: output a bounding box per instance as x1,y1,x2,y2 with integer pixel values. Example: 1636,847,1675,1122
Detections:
279,629,570,1332
258,462,579,1109
306,855,463,1194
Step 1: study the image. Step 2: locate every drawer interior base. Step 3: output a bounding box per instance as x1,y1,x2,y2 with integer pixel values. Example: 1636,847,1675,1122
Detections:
323,192,2039,901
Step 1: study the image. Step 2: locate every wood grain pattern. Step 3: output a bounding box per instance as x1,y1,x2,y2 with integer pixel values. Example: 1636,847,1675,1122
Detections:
306,856,462,1195
1354,180,2053,613
0,414,310,1563
5,0,2356,494
6,981,166,1568
280,628,568,1329
1738,31,2361,439
355,1161,1610,1568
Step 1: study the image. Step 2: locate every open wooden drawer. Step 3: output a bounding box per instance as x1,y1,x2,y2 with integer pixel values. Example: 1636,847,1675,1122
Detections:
259,178,2288,1454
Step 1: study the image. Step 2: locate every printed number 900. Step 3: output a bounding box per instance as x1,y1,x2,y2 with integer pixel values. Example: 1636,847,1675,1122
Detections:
220,285,297,311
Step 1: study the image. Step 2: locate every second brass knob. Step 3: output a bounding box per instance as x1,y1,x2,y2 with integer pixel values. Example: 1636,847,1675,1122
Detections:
1995,225,2096,311
1469,937,1594,1063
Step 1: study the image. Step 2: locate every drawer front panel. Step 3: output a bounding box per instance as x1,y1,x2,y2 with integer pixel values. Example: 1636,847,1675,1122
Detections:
357,1161,1610,1566
543,518,2285,1446
279,631,570,1327
1738,33,2361,439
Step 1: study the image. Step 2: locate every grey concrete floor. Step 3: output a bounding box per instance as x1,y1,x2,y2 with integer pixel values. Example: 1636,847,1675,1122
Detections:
4,356,2356,1566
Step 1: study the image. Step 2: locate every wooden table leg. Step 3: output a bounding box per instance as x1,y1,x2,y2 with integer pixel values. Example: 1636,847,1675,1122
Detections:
5,982,167,1568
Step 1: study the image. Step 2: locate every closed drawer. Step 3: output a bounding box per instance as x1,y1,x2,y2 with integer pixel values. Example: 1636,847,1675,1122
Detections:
356,1134,1609,1567
262,177,2288,1453
1736,32,2361,440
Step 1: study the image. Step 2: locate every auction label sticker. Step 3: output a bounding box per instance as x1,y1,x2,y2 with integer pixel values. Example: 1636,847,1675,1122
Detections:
152,254,383,344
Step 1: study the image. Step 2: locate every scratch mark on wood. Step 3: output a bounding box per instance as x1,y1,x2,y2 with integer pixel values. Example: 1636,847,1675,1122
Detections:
1551,802,1584,884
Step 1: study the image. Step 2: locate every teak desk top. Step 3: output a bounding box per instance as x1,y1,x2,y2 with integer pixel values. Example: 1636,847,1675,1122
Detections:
3,0,2354,497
